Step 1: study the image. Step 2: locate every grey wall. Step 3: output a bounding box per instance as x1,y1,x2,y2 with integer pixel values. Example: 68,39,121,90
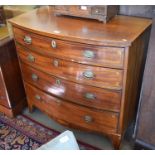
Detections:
119,5,155,18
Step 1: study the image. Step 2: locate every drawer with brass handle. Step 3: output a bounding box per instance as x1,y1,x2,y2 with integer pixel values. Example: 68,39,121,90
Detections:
21,63,121,112
23,35,32,44
17,45,123,90
13,27,124,69
24,83,119,133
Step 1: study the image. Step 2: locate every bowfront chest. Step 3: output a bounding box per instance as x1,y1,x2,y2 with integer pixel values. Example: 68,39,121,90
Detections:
9,6,152,149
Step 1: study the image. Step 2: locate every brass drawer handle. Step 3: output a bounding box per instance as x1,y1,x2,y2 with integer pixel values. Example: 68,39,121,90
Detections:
83,50,95,59
51,40,57,48
56,79,61,85
31,73,38,81
84,115,93,123
53,59,59,67
35,94,41,100
24,35,32,44
83,70,94,79
84,93,96,100
27,54,35,62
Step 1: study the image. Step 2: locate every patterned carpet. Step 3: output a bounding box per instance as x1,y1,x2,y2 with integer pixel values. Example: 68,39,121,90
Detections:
0,113,100,150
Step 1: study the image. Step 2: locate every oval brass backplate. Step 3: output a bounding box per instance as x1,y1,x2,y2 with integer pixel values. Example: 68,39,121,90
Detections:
83,70,94,79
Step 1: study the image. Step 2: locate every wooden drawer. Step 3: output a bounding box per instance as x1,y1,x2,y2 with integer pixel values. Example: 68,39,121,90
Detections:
21,63,121,112
25,83,119,133
0,68,10,108
17,45,123,90
13,27,124,69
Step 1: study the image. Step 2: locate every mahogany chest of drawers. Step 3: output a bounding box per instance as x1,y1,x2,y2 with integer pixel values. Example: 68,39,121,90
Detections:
9,6,152,149
0,26,25,117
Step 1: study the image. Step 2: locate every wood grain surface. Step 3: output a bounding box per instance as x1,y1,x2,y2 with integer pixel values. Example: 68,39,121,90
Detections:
9,6,152,47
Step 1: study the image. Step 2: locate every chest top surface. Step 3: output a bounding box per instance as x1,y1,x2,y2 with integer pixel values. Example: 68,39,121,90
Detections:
9,6,152,47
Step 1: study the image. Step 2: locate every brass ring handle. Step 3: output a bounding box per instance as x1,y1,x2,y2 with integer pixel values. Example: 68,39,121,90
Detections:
23,35,32,44
53,59,59,67
51,40,57,48
83,50,95,59
35,95,41,100
83,70,94,79
84,115,93,123
27,54,35,62
56,79,61,85
84,93,96,100
31,73,38,81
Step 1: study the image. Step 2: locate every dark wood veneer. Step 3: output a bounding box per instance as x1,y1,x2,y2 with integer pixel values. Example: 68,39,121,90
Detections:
9,6,152,149
25,83,119,133
13,27,125,69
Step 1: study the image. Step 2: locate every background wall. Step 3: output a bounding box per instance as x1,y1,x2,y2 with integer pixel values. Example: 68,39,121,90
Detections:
119,5,155,18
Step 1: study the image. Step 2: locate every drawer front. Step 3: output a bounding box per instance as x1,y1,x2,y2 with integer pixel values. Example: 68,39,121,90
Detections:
13,27,124,69
0,68,10,108
25,83,119,133
21,63,121,112
17,45,123,90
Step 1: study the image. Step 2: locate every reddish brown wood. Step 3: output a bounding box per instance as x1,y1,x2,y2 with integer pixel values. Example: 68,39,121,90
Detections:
13,27,125,69
0,28,26,117
16,44,123,90
9,6,152,149
9,6,152,47
53,5,119,23
24,83,119,133
119,27,151,134
21,63,122,112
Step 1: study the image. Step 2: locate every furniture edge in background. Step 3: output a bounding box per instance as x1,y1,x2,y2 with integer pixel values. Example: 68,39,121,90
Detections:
0,34,26,117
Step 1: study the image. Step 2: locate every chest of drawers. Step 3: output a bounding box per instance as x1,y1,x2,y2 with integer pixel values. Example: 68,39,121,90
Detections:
9,6,152,149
